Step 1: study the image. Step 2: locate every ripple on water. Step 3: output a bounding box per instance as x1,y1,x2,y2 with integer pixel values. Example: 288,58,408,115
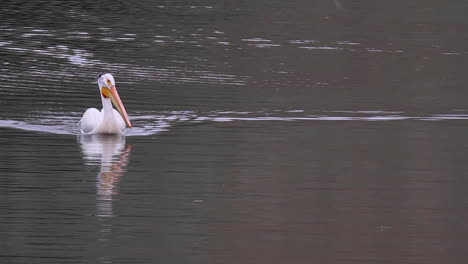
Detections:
0,26,247,86
1,110,468,136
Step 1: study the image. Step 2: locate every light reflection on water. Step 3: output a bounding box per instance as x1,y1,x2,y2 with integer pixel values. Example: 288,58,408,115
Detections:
79,135,131,217
2,110,468,136
79,134,131,264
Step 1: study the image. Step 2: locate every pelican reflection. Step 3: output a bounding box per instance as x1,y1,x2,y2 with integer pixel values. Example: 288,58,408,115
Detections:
79,134,131,217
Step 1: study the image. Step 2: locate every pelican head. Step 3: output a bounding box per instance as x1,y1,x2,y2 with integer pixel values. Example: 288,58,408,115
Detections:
98,73,132,128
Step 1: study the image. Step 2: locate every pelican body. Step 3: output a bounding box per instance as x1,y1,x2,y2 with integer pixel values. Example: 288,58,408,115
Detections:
80,73,132,135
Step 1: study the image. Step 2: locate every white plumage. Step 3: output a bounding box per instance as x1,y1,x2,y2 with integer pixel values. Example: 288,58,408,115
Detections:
80,73,132,135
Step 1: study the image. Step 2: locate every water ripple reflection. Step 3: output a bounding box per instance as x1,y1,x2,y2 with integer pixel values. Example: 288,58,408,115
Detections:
79,135,131,218
2,110,468,136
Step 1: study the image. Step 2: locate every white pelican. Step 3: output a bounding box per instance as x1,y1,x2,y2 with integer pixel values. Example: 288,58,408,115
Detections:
80,73,132,134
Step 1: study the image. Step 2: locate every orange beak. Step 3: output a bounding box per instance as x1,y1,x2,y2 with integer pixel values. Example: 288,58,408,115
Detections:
102,86,132,128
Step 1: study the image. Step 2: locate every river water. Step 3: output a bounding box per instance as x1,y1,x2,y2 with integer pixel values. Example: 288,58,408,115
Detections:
2,1,468,263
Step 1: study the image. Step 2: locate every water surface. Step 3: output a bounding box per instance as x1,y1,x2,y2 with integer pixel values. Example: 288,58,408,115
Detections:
2,1,468,263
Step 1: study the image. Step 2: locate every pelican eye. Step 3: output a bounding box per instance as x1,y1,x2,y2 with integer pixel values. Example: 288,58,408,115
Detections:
107,79,112,87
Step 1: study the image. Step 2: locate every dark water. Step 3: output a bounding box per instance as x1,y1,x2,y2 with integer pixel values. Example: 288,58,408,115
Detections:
2,0,468,263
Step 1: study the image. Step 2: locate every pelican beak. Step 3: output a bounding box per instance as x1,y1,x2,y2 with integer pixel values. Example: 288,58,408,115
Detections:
101,86,132,128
